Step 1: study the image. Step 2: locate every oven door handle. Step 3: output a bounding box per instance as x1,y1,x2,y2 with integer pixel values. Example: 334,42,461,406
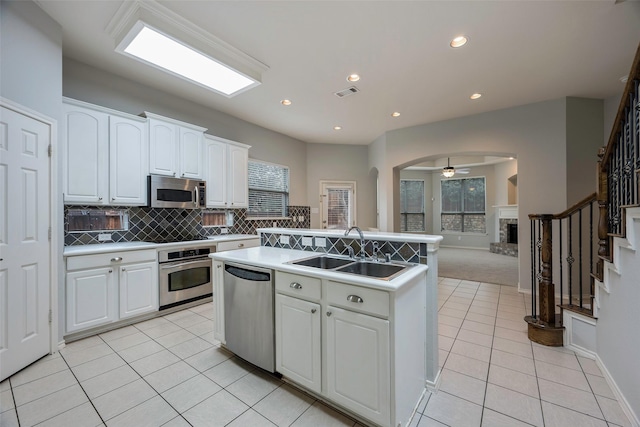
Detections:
160,260,208,270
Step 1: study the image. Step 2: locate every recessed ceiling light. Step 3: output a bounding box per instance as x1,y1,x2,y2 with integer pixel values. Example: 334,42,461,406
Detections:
347,74,360,82
281,99,292,106
509,157,515,160
333,126,342,130
391,112,401,117
450,35,468,48
470,93,482,100
115,21,258,97
620,75,629,83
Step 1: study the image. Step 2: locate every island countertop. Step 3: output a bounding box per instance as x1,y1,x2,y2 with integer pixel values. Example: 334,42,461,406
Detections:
209,246,428,292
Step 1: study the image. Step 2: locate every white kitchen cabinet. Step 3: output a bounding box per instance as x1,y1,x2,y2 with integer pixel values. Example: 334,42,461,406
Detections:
204,135,250,209
145,113,206,179
62,98,148,206
65,249,157,335
275,294,321,393
326,306,390,426
119,261,158,319
213,260,225,343
66,267,116,333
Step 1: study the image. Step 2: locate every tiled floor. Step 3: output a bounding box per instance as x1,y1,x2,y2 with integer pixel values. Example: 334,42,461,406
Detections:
0,278,632,427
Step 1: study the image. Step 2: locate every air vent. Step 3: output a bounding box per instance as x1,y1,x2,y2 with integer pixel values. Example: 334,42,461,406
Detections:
334,86,360,98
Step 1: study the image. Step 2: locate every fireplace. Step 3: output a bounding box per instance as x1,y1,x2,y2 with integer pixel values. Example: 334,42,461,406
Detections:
490,215,519,257
507,223,518,244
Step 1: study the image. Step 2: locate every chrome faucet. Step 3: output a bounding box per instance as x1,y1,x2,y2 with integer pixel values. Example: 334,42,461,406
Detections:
344,226,366,260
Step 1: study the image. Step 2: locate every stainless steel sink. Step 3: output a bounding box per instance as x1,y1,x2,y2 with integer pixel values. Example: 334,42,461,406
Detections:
336,261,407,280
290,255,353,269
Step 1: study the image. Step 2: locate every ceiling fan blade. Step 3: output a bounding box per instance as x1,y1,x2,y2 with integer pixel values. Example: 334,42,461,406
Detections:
456,168,471,174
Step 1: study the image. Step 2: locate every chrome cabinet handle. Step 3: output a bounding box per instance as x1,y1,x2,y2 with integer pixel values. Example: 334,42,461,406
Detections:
238,243,244,248
121,268,126,271
290,282,302,290
347,295,364,303
108,269,113,273
311,308,316,314
98,197,103,201
326,311,332,317
217,264,222,269
111,257,123,262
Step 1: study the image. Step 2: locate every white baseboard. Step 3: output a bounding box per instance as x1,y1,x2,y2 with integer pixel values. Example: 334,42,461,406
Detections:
563,310,597,358
595,354,640,427
57,340,66,351
426,368,442,392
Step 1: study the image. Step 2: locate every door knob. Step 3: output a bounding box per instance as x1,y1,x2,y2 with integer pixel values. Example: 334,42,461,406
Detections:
326,311,332,317
311,308,316,314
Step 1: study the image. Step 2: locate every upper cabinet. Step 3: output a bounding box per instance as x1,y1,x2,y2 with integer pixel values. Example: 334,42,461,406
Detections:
204,135,250,209
62,98,148,206
144,112,207,179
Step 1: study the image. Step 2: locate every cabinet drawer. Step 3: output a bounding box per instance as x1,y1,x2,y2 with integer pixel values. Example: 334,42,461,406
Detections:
276,271,321,301
216,238,259,252
67,249,157,271
326,281,389,318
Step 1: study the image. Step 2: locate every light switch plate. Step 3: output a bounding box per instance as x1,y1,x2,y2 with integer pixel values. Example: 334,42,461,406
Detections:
315,237,326,247
280,235,290,245
302,237,313,246
98,233,111,242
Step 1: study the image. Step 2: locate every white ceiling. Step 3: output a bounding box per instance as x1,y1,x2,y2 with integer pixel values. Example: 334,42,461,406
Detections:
37,0,640,145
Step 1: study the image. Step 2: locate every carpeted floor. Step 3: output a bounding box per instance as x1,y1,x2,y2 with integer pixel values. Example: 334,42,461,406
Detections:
436,246,519,286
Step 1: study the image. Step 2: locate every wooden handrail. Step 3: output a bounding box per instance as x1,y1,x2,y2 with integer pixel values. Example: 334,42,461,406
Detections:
601,42,640,169
528,192,596,221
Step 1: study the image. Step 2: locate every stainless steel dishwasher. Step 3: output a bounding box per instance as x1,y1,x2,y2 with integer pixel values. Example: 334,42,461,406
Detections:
223,262,275,372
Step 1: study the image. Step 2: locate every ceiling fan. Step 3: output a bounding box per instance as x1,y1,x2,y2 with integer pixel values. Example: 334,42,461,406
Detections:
441,158,470,177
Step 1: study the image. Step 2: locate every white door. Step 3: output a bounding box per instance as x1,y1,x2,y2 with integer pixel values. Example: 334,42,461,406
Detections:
148,118,178,177
179,127,203,179
119,261,158,319
204,138,227,208
326,306,390,426
227,144,248,208
275,294,321,393
0,105,52,381
109,116,148,205
320,181,356,229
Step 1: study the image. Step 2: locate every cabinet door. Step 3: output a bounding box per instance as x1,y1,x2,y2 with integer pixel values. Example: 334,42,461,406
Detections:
213,261,225,343
204,138,227,208
66,267,116,333
149,118,178,176
119,261,158,319
227,144,248,208
326,306,390,426
62,103,109,204
276,294,321,393
109,116,148,205
179,127,203,179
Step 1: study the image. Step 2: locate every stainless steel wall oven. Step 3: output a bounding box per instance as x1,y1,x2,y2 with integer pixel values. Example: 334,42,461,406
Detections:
158,245,215,309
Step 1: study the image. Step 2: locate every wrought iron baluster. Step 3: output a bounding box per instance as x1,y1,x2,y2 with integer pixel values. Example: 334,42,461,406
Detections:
579,209,583,308
559,219,563,306
567,216,574,305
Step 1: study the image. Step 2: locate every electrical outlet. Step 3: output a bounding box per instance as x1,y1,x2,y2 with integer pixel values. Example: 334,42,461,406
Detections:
302,237,313,246
315,237,326,248
98,233,112,242
298,216,304,222
220,228,228,234
280,235,290,245
272,221,277,227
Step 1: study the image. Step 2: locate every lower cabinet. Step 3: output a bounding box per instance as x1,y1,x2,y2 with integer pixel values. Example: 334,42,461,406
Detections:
65,249,157,334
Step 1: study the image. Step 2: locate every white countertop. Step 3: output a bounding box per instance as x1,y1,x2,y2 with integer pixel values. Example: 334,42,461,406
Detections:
257,227,443,246
210,246,427,291
63,234,259,257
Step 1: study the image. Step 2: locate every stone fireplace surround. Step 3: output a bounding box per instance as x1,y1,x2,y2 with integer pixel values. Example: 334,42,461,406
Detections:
490,205,519,257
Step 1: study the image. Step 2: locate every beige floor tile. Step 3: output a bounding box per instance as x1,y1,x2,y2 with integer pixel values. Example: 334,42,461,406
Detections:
185,346,233,372
133,316,173,331
13,369,78,406
0,408,19,427
494,326,529,344
484,383,543,427
492,337,532,358
438,323,460,339
417,415,448,426
203,357,254,388
16,384,88,427
129,349,180,377
170,313,209,329
35,401,102,427
439,314,464,328
105,395,178,427
481,408,533,427
62,336,103,352
162,416,192,427
183,390,249,427
186,320,214,337
61,342,114,367
465,312,496,326
535,360,590,391
443,301,471,312
438,369,486,405
424,391,482,427
450,339,491,363
595,394,632,427
227,409,276,426
532,345,581,370
99,325,139,342
164,309,195,322
0,389,15,412
253,384,315,426
114,340,165,363
154,329,198,348
141,322,183,339
470,299,498,310
81,364,140,399
538,378,602,419
541,401,607,427
461,319,495,336
448,296,473,306
161,374,221,413
444,353,489,381
468,305,497,317
144,360,199,393
168,336,213,360
226,370,282,407
456,328,493,347
105,331,151,352
490,349,536,376
488,364,539,398
495,317,528,333
585,373,615,399
577,356,603,377
291,401,355,426
71,353,126,382
496,310,526,322
92,378,156,421
8,357,68,387
437,335,454,352
438,307,467,320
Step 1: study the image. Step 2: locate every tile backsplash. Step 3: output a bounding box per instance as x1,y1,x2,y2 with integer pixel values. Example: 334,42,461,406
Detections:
64,205,310,246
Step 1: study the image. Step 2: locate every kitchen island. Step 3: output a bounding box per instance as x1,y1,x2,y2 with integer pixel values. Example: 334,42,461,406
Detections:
210,229,442,427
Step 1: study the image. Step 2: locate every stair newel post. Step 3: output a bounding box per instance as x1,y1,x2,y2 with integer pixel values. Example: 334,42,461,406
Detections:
538,214,555,325
596,147,610,279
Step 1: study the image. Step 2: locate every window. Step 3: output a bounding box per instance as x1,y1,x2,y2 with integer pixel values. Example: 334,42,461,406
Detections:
400,180,425,232
247,160,289,218
441,177,486,233
320,181,356,229
66,209,129,233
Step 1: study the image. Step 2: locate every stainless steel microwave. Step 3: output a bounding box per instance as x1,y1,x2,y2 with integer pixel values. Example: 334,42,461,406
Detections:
148,175,206,209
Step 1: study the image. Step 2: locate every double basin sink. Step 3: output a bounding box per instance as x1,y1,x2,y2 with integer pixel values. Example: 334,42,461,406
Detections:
288,254,409,280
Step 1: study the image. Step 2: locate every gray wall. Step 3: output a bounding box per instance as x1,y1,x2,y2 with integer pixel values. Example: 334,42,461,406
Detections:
63,59,309,206
566,97,604,205
1,0,65,343
306,143,376,229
